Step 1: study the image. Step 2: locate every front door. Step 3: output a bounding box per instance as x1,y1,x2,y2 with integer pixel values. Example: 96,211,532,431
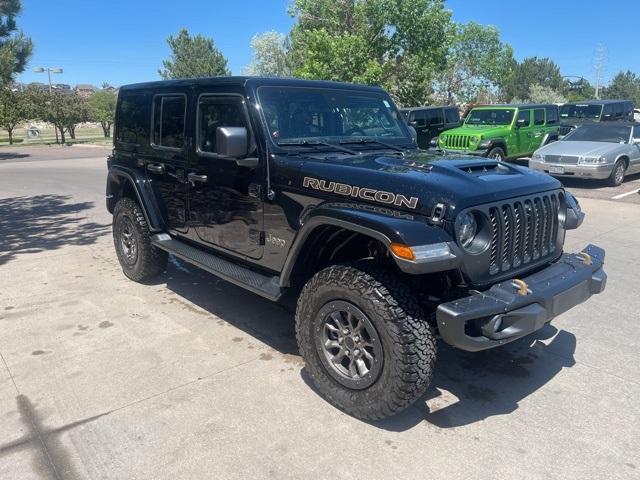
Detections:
187,93,264,259
144,93,189,233
425,108,446,146
409,110,429,148
514,109,533,157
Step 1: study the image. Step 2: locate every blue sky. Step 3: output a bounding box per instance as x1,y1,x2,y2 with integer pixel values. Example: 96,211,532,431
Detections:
16,0,639,88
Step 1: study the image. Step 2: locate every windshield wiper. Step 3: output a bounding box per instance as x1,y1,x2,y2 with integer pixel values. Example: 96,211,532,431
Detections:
276,140,357,155
339,138,406,153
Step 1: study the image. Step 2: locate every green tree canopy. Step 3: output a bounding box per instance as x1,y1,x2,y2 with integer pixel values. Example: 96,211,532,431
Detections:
435,22,513,104
604,70,640,105
245,31,290,77
37,91,90,144
88,89,117,137
563,78,595,102
0,0,32,85
288,0,452,106
503,57,563,102
0,86,33,143
159,29,231,79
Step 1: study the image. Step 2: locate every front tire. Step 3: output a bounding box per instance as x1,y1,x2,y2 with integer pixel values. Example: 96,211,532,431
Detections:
295,264,437,420
607,160,626,187
113,197,168,282
487,146,506,161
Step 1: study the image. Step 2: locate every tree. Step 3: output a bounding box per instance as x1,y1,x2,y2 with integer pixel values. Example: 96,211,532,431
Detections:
563,78,595,102
502,57,563,102
0,86,32,143
527,84,566,104
159,29,230,79
39,92,89,144
88,89,117,137
435,22,513,104
245,31,290,77
288,0,452,106
0,0,33,85
603,70,640,105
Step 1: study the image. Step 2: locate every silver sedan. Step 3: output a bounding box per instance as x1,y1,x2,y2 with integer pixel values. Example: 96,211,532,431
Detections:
530,123,640,186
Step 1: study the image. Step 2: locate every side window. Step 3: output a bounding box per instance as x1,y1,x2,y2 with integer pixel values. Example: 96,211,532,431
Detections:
625,102,633,119
613,103,623,119
117,93,149,145
534,109,545,126
445,107,459,124
426,108,444,125
152,95,186,149
197,95,249,155
411,110,426,127
546,107,559,125
602,104,614,120
516,109,531,127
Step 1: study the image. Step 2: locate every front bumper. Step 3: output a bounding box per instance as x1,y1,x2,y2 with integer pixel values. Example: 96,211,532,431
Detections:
436,244,606,352
529,160,613,180
434,147,488,157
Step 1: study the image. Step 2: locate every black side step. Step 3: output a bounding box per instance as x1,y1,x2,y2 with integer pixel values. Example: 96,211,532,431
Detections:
151,234,283,301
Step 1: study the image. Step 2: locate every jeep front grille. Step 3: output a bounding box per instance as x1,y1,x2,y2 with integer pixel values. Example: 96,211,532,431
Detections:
443,134,470,149
487,193,562,276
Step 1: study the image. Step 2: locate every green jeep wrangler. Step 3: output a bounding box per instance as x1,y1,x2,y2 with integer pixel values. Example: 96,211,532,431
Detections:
436,104,560,161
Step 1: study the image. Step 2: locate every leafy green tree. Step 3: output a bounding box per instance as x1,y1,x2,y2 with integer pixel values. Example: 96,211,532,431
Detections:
88,89,117,137
603,70,640,105
527,84,566,104
503,57,563,102
245,31,290,77
563,78,595,102
435,22,513,104
38,92,89,144
0,0,32,85
0,86,32,143
288,0,452,106
159,29,231,79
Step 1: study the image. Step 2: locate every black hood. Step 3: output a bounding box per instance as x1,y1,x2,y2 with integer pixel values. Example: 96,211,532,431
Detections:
282,151,561,219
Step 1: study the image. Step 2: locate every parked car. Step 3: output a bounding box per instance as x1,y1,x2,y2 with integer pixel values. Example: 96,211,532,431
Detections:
559,100,634,136
400,106,460,149
530,123,640,186
107,77,606,420
436,104,560,161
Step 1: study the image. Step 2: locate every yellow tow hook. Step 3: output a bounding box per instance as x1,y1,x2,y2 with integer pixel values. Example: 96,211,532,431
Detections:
577,252,592,265
511,279,530,296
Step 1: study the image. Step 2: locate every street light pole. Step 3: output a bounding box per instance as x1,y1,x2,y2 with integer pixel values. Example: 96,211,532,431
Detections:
33,67,64,143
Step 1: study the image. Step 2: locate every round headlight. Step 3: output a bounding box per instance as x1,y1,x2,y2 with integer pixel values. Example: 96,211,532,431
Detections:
470,135,479,143
440,134,448,142
455,212,477,250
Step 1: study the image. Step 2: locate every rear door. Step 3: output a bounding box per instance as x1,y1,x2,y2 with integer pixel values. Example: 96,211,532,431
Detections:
425,108,446,146
186,92,264,259
145,92,189,233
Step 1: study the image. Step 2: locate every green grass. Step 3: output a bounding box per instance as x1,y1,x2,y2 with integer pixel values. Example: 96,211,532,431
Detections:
0,126,113,147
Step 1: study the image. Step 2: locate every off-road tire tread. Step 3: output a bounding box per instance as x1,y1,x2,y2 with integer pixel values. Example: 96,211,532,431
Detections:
113,197,167,282
295,263,437,420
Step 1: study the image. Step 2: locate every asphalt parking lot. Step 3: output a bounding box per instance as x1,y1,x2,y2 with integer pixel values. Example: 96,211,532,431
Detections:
1,146,639,480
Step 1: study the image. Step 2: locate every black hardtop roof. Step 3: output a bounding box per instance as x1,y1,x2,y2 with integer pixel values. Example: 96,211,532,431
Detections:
473,103,558,109
400,105,457,112
118,76,386,94
563,99,632,105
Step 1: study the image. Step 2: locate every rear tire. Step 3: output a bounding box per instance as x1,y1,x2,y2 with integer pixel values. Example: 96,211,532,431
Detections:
295,264,437,420
113,197,168,282
487,146,506,161
607,160,626,187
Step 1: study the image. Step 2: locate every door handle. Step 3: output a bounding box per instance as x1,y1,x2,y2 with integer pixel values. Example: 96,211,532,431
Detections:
147,163,165,174
187,173,208,184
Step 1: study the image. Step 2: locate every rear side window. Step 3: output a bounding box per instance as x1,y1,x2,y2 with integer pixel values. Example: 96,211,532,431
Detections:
117,93,149,145
546,107,559,125
197,95,249,155
602,104,614,120
516,109,531,127
445,107,459,124
152,94,186,149
410,110,426,126
534,109,545,126
426,108,444,125
613,102,623,118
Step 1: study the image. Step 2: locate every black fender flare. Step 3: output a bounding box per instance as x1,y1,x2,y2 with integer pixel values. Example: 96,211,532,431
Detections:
484,138,507,155
106,165,164,231
280,203,459,286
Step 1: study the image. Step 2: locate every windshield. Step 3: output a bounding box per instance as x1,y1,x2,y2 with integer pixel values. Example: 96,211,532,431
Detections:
563,125,631,143
257,86,410,147
465,109,514,125
560,104,603,119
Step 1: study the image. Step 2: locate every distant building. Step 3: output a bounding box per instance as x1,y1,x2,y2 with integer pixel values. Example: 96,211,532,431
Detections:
52,84,72,92
75,84,98,97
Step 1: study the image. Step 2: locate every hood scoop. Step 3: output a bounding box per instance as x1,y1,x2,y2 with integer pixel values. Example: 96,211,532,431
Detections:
457,161,514,177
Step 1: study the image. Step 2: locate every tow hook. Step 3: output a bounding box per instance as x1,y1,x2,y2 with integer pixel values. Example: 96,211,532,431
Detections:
511,279,530,296
577,252,592,265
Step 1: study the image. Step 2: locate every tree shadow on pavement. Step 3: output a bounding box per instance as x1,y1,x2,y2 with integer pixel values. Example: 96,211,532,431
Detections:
0,152,30,161
0,194,111,266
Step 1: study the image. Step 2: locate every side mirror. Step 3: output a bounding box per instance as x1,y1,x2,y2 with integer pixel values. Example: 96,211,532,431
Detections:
407,126,418,144
216,127,248,158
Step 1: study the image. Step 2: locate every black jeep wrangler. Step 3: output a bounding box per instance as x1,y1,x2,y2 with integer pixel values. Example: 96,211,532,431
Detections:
106,77,607,420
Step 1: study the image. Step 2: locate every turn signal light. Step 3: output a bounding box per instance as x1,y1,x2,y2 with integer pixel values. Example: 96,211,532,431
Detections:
389,243,415,261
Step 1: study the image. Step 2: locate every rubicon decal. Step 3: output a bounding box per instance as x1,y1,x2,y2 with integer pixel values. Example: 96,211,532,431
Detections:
303,177,419,209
